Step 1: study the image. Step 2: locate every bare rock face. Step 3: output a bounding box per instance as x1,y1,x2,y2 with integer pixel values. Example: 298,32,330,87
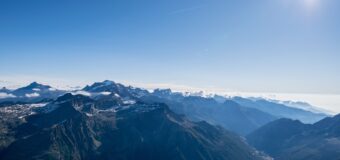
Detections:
0,93,267,160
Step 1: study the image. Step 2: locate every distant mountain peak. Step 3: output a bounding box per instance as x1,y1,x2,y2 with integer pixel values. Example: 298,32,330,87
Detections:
56,93,74,101
154,88,172,92
83,80,119,92
153,88,172,95
82,80,151,100
30,81,39,85
102,80,115,85
0,87,10,93
26,82,51,89
9,82,58,98
56,93,92,102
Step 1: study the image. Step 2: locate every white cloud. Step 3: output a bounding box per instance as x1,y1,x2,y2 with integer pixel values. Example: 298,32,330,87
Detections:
71,91,91,97
125,81,340,114
0,92,16,99
220,92,340,115
48,88,57,91
25,92,40,98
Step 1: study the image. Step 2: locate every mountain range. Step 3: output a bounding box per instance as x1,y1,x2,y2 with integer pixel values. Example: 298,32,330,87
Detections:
0,82,65,102
0,80,336,159
232,97,327,124
142,90,276,135
247,114,340,160
0,90,267,160
0,81,329,134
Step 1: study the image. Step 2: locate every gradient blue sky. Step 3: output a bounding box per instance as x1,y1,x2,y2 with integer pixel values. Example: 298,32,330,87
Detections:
1,0,339,95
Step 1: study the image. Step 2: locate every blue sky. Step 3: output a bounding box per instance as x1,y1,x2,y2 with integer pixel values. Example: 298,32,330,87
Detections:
1,0,339,96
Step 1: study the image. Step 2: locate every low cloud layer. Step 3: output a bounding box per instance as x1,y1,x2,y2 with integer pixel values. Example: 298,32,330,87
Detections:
0,92,16,99
25,93,40,98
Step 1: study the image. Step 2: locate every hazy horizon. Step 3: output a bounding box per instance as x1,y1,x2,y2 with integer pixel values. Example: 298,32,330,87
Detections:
1,77,339,114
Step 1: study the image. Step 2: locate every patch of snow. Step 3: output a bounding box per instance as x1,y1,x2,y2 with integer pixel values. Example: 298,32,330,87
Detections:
123,100,136,105
0,103,49,118
100,92,111,95
32,88,41,91
85,113,93,117
90,81,115,91
182,91,210,98
29,103,48,108
25,92,40,98
114,93,120,97
0,92,16,99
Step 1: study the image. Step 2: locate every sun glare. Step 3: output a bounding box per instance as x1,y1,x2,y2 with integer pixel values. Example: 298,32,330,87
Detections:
303,0,319,11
